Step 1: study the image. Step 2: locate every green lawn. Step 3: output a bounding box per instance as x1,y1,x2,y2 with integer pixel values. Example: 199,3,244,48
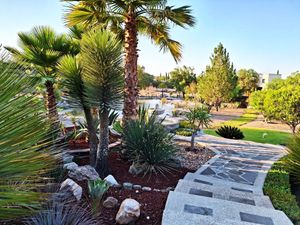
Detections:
221,109,258,127
205,128,291,145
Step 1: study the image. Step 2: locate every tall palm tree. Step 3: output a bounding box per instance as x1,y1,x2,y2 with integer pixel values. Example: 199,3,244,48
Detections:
62,0,195,123
0,52,59,220
58,56,99,167
75,30,123,177
5,26,78,123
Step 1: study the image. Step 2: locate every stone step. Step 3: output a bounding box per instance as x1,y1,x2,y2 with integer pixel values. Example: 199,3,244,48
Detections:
175,179,274,209
162,210,261,225
184,172,263,194
164,191,293,225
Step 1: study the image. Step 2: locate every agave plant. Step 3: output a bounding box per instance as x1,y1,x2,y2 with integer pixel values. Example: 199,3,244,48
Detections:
123,109,177,175
287,132,300,183
88,179,110,214
0,52,60,220
216,125,245,139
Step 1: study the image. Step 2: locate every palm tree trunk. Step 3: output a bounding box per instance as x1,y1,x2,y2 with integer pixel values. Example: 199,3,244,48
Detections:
95,109,110,178
45,81,59,124
83,106,99,167
123,9,138,124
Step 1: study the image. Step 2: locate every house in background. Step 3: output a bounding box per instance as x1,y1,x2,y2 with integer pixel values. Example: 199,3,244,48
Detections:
257,72,282,89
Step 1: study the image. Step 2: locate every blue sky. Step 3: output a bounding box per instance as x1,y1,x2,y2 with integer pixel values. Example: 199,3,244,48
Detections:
0,0,299,77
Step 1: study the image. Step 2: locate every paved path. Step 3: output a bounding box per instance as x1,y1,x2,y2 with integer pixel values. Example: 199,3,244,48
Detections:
162,134,293,225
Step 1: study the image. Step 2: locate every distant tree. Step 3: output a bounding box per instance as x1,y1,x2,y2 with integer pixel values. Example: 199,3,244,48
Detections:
137,66,155,89
237,69,259,96
185,81,198,100
250,74,300,133
197,43,237,111
170,66,197,98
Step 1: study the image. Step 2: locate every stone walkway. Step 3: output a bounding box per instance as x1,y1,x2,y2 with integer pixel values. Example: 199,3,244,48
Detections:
162,134,293,225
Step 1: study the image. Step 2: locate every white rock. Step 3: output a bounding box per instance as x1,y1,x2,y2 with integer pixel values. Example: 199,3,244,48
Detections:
104,175,119,187
63,162,78,171
116,199,141,224
68,165,99,181
60,178,82,201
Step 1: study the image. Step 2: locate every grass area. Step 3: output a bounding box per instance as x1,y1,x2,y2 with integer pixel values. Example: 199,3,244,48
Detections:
221,108,258,127
205,128,291,145
263,157,300,225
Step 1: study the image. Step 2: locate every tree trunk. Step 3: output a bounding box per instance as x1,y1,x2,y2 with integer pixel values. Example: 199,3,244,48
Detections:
95,109,110,178
83,106,99,167
123,9,138,124
45,81,59,125
191,132,196,150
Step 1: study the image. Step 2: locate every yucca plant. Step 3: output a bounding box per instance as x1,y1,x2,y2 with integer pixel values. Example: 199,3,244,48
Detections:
26,202,97,225
123,110,177,175
88,179,110,215
287,132,300,183
216,125,245,139
0,52,60,220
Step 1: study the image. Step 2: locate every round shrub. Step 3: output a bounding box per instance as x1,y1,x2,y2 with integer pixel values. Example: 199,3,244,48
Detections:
216,125,244,139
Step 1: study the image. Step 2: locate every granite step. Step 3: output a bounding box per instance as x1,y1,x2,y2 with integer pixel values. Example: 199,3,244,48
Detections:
175,179,274,208
163,191,293,225
184,172,263,194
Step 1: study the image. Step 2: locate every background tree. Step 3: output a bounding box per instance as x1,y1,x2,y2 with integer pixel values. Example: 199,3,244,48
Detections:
5,26,78,123
170,66,197,98
197,43,237,111
137,65,155,89
63,0,195,123
237,69,259,96
81,30,124,177
185,81,198,101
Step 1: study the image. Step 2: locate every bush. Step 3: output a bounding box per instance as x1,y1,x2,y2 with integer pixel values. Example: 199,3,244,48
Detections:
123,112,177,175
179,120,193,129
175,128,193,136
264,157,300,225
287,132,300,182
88,179,109,214
216,125,244,139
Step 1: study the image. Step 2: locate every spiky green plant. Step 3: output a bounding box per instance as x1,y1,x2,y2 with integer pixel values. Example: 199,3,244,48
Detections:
88,179,110,214
0,52,59,220
123,111,177,175
216,125,245,139
287,132,300,183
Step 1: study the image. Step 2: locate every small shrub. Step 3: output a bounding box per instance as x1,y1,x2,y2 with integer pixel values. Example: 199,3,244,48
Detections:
179,120,193,129
175,128,193,136
160,97,168,105
26,202,97,225
123,112,177,175
216,125,244,139
88,179,109,214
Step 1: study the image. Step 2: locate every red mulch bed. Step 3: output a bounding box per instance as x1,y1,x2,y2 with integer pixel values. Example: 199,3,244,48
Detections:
76,152,194,225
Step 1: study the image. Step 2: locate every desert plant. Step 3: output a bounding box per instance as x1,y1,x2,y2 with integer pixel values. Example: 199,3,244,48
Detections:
88,179,110,214
0,53,59,220
175,128,193,137
216,125,245,139
186,106,212,150
123,112,177,175
287,132,300,183
26,202,97,225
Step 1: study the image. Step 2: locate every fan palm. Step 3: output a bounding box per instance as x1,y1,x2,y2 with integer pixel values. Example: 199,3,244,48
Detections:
0,52,59,220
80,29,123,177
5,26,78,123
62,0,196,122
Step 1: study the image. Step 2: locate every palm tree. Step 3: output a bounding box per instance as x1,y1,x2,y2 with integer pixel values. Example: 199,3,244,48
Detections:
80,29,123,177
63,0,195,123
0,52,59,220
5,26,78,123
58,56,99,167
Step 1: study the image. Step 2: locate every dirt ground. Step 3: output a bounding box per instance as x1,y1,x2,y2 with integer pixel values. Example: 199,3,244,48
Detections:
210,108,245,127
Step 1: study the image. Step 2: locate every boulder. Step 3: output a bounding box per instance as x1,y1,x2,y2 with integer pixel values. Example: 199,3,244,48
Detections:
63,162,79,171
68,165,99,181
103,196,118,209
128,162,146,176
116,199,141,224
62,153,74,164
104,175,120,187
59,178,82,201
